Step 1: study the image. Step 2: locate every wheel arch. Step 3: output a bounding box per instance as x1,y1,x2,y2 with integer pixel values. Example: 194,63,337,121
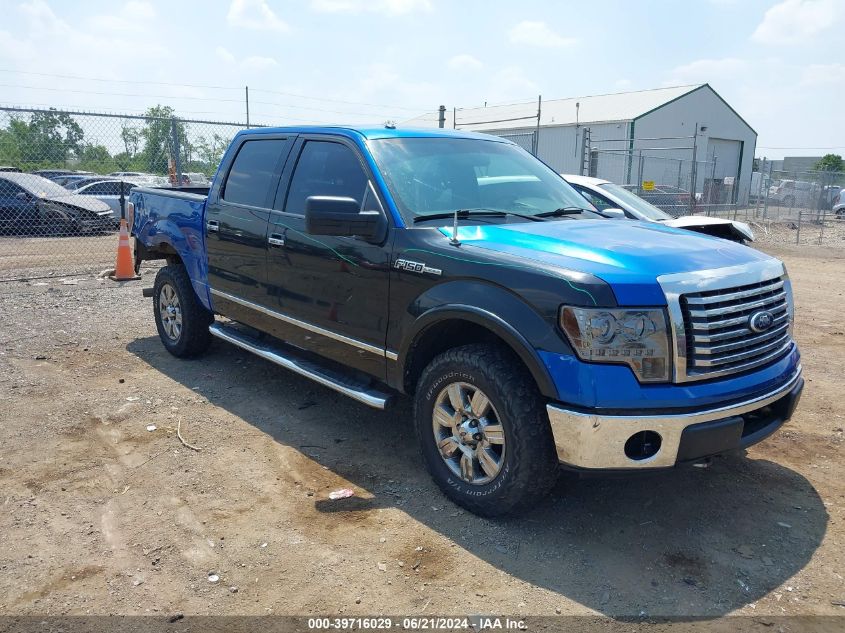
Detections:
398,305,559,399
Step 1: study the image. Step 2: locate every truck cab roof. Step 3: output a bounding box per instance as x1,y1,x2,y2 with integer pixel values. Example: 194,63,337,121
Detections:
231,125,506,143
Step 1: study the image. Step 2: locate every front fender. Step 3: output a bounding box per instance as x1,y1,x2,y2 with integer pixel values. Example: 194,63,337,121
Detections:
395,281,576,399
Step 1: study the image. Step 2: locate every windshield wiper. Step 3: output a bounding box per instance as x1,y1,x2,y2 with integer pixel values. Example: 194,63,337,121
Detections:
534,206,590,218
412,208,545,223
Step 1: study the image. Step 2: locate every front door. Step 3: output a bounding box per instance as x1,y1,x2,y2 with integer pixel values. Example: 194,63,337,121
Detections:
264,136,392,378
205,135,295,304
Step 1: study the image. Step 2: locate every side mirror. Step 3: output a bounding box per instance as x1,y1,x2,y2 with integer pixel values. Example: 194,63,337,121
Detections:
602,207,626,219
15,192,29,201
305,196,385,242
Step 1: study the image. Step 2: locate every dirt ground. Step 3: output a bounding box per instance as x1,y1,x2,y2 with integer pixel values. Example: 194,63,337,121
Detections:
0,241,843,622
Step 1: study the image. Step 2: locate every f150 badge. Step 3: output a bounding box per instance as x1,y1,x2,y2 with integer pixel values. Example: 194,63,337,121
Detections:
394,258,442,276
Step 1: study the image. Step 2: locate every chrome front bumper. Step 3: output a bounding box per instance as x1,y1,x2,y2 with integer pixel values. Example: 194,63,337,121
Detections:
546,366,803,470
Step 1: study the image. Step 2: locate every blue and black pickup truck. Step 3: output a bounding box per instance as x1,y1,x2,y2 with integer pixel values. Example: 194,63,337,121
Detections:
129,126,803,516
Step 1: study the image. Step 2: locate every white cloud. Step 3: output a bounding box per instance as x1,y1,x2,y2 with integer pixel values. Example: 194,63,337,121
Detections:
311,0,432,14
800,63,845,86
84,1,157,32
123,1,156,20
447,54,482,72
227,0,289,32
216,46,236,64
752,0,842,44
508,20,576,48
666,57,750,84
241,55,278,71
489,65,539,101
215,47,277,71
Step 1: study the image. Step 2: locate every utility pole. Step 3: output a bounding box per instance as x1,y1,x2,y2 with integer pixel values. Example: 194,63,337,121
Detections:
438,105,446,129
690,122,698,213
534,95,542,156
245,85,250,128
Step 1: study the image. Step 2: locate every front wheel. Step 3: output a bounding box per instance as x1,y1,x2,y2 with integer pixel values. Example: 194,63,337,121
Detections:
413,344,559,517
153,264,213,357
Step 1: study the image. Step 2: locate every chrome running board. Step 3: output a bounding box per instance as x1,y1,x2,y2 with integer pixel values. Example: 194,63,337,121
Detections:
209,323,392,410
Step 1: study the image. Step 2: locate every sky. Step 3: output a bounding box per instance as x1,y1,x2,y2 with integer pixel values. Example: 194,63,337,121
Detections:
0,0,842,159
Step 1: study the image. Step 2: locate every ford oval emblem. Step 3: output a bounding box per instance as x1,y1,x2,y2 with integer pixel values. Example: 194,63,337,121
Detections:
748,310,774,333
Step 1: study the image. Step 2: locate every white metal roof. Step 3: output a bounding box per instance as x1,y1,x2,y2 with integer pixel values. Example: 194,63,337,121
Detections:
404,84,704,131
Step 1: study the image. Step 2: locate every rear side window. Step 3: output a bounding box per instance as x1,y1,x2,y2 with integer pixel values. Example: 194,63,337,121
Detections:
86,182,120,195
223,139,287,207
284,141,367,213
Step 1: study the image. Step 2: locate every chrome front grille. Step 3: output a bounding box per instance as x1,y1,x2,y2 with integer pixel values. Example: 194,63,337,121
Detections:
657,260,794,383
680,276,792,379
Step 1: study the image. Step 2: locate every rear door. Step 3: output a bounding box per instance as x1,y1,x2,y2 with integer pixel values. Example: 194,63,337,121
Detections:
205,134,295,305
263,135,392,377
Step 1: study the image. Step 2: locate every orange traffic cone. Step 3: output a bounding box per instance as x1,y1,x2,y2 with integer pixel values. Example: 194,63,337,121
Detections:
111,218,140,281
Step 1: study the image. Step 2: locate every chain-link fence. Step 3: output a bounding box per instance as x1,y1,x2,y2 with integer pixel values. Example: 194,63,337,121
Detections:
739,162,845,246
0,106,254,282
586,149,740,217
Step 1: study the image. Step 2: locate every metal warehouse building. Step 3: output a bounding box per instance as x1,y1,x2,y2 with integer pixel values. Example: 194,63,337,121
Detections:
407,84,757,206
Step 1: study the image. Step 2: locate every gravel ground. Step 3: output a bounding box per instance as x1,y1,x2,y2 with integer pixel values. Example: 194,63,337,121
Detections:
0,242,843,621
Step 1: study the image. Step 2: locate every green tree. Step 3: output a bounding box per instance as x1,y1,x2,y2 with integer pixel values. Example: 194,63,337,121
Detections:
0,110,84,169
814,154,843,172
120,123,141,158
192,133,230,174
140,105,186,174
77,143,117,173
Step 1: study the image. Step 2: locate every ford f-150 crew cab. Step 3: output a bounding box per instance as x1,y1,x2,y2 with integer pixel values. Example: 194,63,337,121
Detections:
129,126,803,517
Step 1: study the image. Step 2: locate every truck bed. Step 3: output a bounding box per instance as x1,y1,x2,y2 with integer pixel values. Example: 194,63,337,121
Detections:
130,186,211,308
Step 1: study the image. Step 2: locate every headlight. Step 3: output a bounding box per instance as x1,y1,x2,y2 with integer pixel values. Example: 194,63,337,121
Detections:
560,306,671,382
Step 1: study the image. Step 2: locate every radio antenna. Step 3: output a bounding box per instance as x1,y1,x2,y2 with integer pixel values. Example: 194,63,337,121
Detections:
450,209,461,246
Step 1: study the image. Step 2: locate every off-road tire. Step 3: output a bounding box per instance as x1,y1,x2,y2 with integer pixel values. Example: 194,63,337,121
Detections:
153,264,213,358
414,343,559,517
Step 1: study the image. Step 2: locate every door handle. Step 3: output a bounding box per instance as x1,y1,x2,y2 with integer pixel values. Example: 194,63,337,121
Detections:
268,233,285,247
207,220,219,232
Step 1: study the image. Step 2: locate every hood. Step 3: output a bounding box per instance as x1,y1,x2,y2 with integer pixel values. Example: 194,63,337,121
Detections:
44,193,113,214
438,219,774,305
665,215,754,242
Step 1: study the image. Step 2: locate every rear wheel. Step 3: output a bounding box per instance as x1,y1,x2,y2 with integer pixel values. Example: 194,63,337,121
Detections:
413,343,559,517
153,264,213,357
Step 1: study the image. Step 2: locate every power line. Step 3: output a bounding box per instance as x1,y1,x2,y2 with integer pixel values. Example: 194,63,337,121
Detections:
0,68,427,112
758,145,845,150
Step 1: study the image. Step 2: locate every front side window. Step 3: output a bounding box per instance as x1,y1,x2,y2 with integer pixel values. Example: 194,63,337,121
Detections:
284,141,368,213
223,139,287,207
573,185,616,212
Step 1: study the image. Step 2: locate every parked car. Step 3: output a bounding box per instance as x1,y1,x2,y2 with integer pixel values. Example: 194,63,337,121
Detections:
183,172,210,186
821,185,841,210
65,176,120,191
564,174,754,243
108,171,148,178
834,190,844,218
768,179,820,207
31,169,76,180
0,166,22,173
129,126,802,517
50,172,95,187
0,172,114,235
621,183,694,217
73,179,139,219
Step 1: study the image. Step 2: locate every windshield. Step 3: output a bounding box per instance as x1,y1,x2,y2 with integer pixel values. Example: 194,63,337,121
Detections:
598,182,673,221
369,137,598,223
